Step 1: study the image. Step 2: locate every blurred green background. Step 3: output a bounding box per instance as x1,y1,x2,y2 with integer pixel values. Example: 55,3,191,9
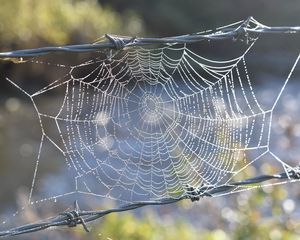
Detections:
1,1,300,239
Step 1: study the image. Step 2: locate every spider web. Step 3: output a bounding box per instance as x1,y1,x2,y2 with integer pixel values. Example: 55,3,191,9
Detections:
2,18,300,229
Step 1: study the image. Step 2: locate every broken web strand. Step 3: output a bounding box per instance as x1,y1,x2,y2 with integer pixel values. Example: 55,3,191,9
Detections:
1,18,300,235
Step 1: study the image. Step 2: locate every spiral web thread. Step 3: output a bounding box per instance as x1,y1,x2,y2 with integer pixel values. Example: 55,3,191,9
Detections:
1,17,300,236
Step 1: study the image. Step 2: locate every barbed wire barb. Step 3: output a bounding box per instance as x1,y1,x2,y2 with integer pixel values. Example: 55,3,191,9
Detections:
0,17,300,59
0,167,299,237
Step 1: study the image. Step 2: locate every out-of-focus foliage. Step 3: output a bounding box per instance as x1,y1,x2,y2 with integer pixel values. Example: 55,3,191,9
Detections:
95,213,191,240
229,187,297,240
0,0,144,90
91,211,229,240
0,0,143,50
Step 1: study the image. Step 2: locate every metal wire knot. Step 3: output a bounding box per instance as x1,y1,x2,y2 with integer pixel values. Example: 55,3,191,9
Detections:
185,184,212,202
59,201,89,232
105,34,126,50
289,167,300,179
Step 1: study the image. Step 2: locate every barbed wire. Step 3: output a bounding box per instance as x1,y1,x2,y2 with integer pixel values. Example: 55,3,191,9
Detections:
0,166,299,237
0,16,300,59
1,16,300,237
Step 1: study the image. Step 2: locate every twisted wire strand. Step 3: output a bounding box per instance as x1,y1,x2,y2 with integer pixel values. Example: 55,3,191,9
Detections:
1,16,300,237
0,16,300,59
0,167,299,237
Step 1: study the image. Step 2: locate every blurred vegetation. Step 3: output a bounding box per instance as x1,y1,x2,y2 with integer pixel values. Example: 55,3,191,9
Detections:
93,212,205,240
0,0,144,92
0,0,143,50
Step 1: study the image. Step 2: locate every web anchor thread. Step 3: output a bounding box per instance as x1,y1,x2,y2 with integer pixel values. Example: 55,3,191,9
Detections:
233,16,253,44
